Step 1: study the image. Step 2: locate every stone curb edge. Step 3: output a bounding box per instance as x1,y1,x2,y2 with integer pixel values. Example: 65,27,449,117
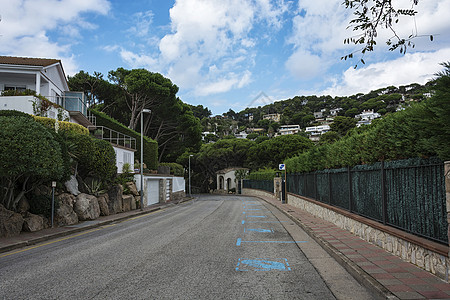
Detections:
0,197,194,255
260,197,398,300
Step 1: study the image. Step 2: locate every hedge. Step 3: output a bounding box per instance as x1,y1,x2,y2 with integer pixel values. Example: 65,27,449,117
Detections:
33,116,89,135
89,109,158,170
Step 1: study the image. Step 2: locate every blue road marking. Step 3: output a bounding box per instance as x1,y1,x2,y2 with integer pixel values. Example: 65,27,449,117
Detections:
236,258,291,271
236,238,307,246
246,209,261,211
247,215,266,218
244,228,274,233
242,220,245,224
246,221,288,223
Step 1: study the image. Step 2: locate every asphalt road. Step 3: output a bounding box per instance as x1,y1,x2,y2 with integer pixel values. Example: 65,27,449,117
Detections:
0,195,374,299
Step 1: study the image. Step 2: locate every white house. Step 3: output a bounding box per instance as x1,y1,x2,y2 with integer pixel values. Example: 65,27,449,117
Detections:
278,124,301,136
216,167,248,193
0,56,135,173
235,131,248,139
305,125,330,141
263,113,281,122
355,110,381,127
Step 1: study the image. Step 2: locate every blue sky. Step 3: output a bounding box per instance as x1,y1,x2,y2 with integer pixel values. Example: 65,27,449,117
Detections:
1,0,449,115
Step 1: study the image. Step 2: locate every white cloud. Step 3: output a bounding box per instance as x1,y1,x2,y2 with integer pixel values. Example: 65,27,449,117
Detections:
127,10,154,38
321,48,450,96
119,49,157,69
156,0,288,95
285,49,324,80
0,0,110,75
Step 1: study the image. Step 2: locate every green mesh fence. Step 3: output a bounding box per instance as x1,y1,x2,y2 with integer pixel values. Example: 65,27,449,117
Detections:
286,158,447,244
243,179,274,193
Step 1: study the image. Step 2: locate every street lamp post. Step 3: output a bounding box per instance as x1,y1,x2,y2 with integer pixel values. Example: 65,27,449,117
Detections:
188,154,193,197
140,109,151,210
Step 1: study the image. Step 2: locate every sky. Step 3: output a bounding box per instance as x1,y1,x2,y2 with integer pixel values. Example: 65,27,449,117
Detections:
1,0,449,115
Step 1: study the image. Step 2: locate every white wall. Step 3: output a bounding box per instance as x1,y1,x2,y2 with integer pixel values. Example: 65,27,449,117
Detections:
113,146,135,173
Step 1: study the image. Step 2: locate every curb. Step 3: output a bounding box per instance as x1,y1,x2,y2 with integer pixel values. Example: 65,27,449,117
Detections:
0,197,193,254
261,197,398,300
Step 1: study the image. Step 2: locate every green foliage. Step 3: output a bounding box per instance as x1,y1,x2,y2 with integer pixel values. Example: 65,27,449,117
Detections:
248,168,278,180
84,179,107,196
91,138,117,182
286,64,450,173
159,162,184,176
246,133,259,140
0,116,66,180
0,109,33,119
28,193,58,218
89,109,158,170
33,116,89,135
330,116,357,137
65,132,116,182
247,135,313,170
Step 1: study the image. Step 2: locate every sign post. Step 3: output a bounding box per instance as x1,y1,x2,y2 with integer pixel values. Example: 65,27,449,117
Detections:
279,164,287,204
51,181,56,227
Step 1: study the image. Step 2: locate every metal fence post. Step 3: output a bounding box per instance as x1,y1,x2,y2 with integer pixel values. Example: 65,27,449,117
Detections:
328,171,332,205
381,160,387,225
348,166,353,213
445,161,450,253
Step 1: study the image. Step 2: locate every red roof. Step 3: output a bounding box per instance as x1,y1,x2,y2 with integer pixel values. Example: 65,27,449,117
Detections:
0,56,61,67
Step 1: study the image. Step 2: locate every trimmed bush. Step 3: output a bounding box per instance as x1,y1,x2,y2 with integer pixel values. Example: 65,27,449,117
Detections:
33,116,89,135
0,109,33,119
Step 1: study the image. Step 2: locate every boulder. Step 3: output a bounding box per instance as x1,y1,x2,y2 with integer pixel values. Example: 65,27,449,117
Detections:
17,196,30,213
57,193,76,208
56,203,78,226
122,195,133,212
64,175,80,196
131,196,137,210
0,204,24,237
22,212,45,232
125,182,139,196
135,196,141,209
74,193,100,221
108,184,124,214
98,194,110,216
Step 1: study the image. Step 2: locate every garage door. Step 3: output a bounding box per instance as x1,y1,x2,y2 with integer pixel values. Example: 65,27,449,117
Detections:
146,179,160,206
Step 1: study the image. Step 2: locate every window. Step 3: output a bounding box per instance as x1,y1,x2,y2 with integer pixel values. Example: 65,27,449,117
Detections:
4,85,26,92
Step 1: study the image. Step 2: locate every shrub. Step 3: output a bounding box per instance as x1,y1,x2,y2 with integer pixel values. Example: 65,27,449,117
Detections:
33,116,89,135
0,116,66,210
159,162,184,176
248,168,278,180
0,109,33,119
28,193,59,218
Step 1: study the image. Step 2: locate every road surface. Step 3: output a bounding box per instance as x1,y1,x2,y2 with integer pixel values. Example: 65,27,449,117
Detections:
0,195,374,299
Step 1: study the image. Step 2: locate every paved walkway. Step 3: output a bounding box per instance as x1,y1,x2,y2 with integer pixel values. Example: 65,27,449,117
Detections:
0,198,190,254
259,194,450,300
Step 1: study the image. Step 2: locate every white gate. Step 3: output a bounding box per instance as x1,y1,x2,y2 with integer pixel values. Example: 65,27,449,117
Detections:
146,179,159,206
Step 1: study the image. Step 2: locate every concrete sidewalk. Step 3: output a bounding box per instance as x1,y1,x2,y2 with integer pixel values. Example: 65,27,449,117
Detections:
258,194,450,300
0,198,192,255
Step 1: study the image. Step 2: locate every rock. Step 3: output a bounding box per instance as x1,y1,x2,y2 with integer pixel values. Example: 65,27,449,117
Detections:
125,182,139,196
57,193,76,207
74,193,100,221
17,196,30,213
64,175,80,196
135,196,141,209
56,203,78,226
98,194,110,216
22,212,45,232
131,196,137,210
0,204,24,237
108,184,124,214
122,195,133,212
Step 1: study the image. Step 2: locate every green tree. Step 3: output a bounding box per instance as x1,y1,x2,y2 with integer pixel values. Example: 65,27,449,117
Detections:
330,116,357,137
247,135,313,169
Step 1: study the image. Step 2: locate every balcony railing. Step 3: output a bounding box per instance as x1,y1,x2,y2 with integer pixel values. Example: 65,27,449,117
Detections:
88,126,136,150
46,93,96,126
